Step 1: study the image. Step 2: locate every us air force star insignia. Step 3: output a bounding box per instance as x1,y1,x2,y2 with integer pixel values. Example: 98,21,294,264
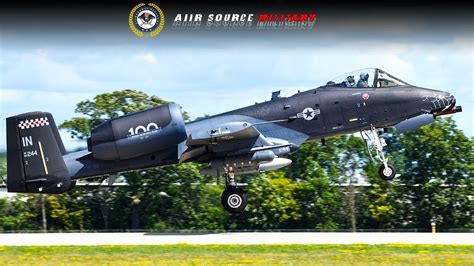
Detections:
302,108,316,120
296,107,320,120
296,107,314,120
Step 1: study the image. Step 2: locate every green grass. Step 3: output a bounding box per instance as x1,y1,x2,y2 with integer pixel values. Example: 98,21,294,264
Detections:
0,244,472,265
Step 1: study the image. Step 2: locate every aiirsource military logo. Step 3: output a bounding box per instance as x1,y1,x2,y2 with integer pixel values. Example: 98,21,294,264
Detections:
129,3,164,37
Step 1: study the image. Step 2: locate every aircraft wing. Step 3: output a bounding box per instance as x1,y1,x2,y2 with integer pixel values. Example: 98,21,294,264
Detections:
185,122,260,146
180,122,292,163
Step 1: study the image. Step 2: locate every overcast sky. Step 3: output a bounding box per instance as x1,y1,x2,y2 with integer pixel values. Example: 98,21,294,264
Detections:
0,6,473,151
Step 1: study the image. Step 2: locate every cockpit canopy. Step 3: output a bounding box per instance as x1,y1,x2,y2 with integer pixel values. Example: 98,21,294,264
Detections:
325,68,409,88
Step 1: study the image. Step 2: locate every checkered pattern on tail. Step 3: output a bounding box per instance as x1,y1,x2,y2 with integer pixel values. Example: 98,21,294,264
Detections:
18,117,50,130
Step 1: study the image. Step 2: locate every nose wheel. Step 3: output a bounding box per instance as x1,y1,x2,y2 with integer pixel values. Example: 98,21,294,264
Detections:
221,167,248,213
378,163,396,180
361,125,397,181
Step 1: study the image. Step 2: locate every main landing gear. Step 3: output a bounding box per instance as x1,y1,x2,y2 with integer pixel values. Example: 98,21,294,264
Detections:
361,126,396,181
221,167,248,213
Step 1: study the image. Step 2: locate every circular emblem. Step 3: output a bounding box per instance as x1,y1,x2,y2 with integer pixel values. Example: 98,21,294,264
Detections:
362,93,370,100
129,3,164,37
302,107,316,121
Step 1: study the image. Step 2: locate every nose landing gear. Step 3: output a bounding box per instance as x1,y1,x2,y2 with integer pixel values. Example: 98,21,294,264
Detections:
378,163,396,180
221,167,248,213
361,126,396,181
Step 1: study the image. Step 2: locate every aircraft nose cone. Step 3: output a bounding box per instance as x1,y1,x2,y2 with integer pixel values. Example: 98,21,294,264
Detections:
422,90,456,113
435,92,456,111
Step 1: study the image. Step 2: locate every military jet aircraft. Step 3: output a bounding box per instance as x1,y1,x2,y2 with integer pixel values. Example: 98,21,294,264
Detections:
6,68,462,213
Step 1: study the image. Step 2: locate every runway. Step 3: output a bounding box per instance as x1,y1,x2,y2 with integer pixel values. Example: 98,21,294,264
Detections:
0,232,472,246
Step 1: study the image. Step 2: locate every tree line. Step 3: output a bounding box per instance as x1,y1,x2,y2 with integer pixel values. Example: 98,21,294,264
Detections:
0,90,472,232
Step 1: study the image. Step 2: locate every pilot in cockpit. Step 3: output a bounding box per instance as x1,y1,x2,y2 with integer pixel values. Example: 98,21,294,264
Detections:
357,72,369,87
341,75,355,87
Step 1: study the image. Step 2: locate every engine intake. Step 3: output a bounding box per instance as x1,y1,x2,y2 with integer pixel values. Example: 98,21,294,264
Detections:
88,103,187,160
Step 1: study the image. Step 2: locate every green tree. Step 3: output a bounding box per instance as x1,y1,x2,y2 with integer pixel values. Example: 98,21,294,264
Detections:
245,171,302,229
396,117,473,230
338,135,366,231
109,164,225,230
45,190,90,231
0,152,6,181
59,89,188,139
0,196,39,231
285,137,355,229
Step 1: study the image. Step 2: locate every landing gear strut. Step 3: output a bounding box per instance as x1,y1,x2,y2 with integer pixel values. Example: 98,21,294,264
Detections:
221,167,248,213
361,125,396,180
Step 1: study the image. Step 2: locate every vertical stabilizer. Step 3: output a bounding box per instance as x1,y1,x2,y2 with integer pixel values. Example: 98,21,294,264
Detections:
6,112,74,193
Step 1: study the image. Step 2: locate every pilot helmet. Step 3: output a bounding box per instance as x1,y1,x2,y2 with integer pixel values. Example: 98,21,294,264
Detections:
360,72,369,81
347,75,355,83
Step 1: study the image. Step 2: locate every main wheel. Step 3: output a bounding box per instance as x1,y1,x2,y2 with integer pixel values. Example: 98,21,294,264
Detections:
378,164,396,180
221,187,248,214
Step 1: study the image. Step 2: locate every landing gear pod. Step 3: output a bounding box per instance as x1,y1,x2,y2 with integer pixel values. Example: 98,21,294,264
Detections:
88,103,187,161
6,112,74,193
394,114,435,134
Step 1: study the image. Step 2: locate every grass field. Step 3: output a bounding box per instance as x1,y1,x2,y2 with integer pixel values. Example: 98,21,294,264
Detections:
0,244,472,265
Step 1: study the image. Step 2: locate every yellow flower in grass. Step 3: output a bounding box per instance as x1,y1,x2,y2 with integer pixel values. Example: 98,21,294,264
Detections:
417,250,430,254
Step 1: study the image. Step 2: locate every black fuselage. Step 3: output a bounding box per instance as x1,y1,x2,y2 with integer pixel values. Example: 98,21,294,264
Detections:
216,85,449,140
64,84,452,180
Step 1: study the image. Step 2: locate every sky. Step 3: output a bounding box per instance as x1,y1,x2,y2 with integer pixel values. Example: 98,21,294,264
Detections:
0,3,473,151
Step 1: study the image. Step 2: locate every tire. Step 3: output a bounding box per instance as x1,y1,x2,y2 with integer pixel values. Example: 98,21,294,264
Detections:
378,164,396,180
221,187,248,214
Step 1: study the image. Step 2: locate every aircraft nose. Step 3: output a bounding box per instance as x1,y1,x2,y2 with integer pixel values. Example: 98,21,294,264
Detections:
433,92,455,112
420,89,456,113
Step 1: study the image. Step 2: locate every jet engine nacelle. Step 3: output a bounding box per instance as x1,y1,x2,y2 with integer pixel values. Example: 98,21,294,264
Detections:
88,103,187,160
